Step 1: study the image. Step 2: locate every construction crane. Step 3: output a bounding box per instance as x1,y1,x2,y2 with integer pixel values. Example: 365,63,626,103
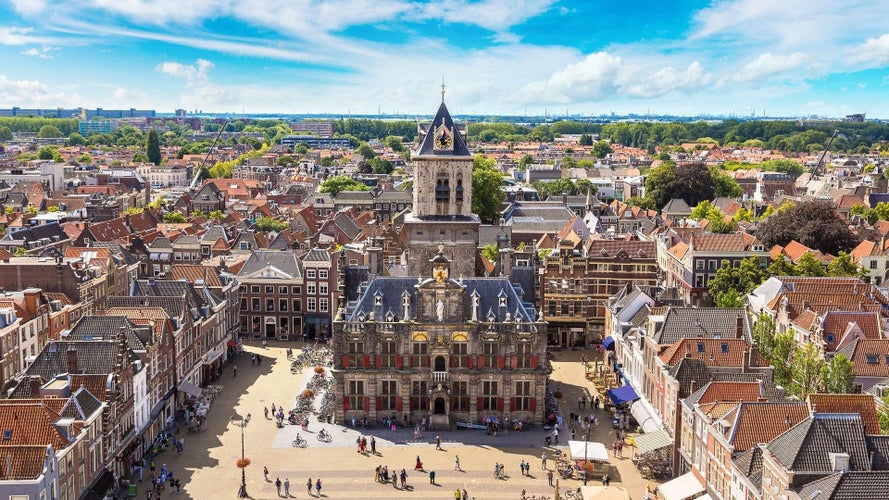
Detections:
189,118,231,191
812,129,839,177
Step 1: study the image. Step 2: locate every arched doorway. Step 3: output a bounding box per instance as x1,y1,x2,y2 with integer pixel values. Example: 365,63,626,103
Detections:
434,356,446,371
434,397,447,415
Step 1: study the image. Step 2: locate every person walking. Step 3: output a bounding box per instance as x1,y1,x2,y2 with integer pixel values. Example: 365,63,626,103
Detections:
400,469,407,488
519,460,526,476
370,436,376,455
454,489,461,499
283,478,290,497
174,479,180,494
275,477,281,496
264,466,269,481
435,435,442,450
306,478,312,496
462,488,468,500
541,452,547,470
315,478,322,497
454,455,461,471
233,364,237,378
415,455,424,471
548,470,554,487
429,470,436,485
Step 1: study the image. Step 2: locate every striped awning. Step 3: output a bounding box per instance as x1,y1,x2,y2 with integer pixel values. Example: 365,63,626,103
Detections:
634,429,673,455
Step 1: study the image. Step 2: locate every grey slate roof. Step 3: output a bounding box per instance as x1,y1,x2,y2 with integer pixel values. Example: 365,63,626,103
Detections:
200,225,228,243
653,307,751,344
149,236,173,249
796,471,889,499
345,276,536,323
67,316,149,350
866,436,889,470
332,212,362,240
25,340,128,379
131,279,218,320
415,102,471,157
303,248,330,262
0,222,68,247
732,446,764,493
661,198,692,215
668,357,713,398
237,250,303,278
59,387,103,420
767,413,870,472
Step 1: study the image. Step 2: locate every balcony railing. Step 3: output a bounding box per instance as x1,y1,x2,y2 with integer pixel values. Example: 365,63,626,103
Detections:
432,371,448,382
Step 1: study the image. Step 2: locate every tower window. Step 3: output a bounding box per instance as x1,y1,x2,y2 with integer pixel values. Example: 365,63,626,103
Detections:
456,179,464,202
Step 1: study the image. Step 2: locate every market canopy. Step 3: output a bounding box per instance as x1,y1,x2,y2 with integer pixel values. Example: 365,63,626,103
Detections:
634,429,673,455
602,336,615,351
658,472,706,500
631,400,662,433
568,440,610,462
607,384,640,406
179,381,202,398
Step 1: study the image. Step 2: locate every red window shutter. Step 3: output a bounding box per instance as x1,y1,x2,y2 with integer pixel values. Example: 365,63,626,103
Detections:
477,355,484,368
427,355,431,368
363,398,369,412
342,355,349,367
498,357,505,370
477,397,484,411
510,356,518,369
343,397,350,411
375,355,382,368
467,356,473,369
497,397,504,412
363,356,370,368
530,398,536,413
396,355,403,368
376,397,382,410
510,397,516,411
530,356,538,369
449,356,454,367
396,397,403,412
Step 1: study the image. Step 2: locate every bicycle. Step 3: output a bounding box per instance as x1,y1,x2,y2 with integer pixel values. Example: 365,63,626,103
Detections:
317,431,332,442
565,487,582,498
291,435,307,448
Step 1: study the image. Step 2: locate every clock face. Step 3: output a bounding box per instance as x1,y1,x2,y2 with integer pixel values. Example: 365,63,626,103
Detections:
435,127,452,149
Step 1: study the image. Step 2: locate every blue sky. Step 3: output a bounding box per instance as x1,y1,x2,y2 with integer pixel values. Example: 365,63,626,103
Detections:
0,0,888,117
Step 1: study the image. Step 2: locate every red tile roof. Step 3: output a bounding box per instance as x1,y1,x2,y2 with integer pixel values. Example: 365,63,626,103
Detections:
807,394,880,434
696,381,765,405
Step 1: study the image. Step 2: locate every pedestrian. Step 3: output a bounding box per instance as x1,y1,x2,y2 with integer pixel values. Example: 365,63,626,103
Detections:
145,490,152,500
415,455,424,471
571,426,576,440
454,488,461,499
462,488,469,500
602,472,610,487
493,462,499,478
400,469,407,488
374,465,381,483
370,436,376,455
315,478,322,496
257,355,262,365
392,467,398,489
454,455,461,471
275,477,281,496
233,364,237,378
306,478,312,496
520,460,526,476
150,460,156,474
283,478,290,496
435,435,442,450
264,466,269,481
548,470,554,487
429,470,435,484
175,479,180,494
541,452,547,470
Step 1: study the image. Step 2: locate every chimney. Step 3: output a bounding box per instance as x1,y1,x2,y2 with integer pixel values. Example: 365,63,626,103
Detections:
29,376,41,397
690,379,697,395
736,314,744,339
66,347,78,374
22,288,39,315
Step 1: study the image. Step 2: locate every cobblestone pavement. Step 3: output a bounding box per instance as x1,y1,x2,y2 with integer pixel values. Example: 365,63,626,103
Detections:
133,344,656,499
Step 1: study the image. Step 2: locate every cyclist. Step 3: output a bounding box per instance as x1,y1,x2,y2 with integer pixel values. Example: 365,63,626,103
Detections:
318,429,329,441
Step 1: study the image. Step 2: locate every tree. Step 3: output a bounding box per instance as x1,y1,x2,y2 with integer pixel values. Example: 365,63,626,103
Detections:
276,155,296,167
66,132,86,146
132,152,150,164
827,251,865,278
356,143,375,159
518,154,534,170
209,210,225,223
146,129,162,165
253,216,289,232
319,156,335,168
644,161,716,209
37,125,63,138
880,393,889,433
579,134,593,146
481,243,498,262
0,126,13,141
162,211,186,223
472,154,506,225
756,200,859,255
789,342,825,400
710,167,743,198
771,332,795,388
708,257,767,307
591,140,613,158
767,254,796,276
821,354,854,394
319,176,369,197
75,153,93,164
794,252,826,277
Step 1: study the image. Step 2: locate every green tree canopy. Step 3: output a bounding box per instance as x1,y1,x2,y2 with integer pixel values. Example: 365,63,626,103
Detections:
644,161,716,209
579,134,593,146
319,175,370,197
821,354,854,394
789,342,826,400
356,143,375,159
591,140,613,158
708,257,767,307
37,124,63,138
710,167,743,198
472,154,506,224
146,129,162,165
162,211,186,223
66,132,86,146
253,216,289,232
0,126,13,141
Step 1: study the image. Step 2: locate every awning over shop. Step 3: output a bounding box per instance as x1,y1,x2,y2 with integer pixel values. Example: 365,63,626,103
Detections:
567,440,610,462
658,472,706,500
607,384,640,406
631,400,663,434
178,381,202,397
203,350,224,365
634,429,673,455
79,468,115,500
579,485,631,499
602,336,615,350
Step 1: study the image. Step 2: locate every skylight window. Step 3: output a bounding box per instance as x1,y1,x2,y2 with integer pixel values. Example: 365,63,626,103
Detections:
2,429,11,440
866,354,879,364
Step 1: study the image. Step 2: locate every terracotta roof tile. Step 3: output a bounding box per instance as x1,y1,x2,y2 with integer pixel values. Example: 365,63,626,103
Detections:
839,339,889,378
0,445,52,480
692,381,765,405
0,402,68,450
807,394,881,434
659,338,761,367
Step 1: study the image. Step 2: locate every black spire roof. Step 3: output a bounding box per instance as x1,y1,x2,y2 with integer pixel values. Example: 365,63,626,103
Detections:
416,101,471,157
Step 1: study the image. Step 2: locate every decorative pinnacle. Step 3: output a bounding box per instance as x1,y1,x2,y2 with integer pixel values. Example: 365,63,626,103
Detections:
441,76,446,103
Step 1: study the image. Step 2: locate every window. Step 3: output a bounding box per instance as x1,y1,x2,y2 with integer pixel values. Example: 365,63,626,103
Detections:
412,342,428,367
697,343,705,353
516,343,532,368
452,381,469,411
870,260,878,269
720,343,729,354
515,381,532,411
266,298,274,311
319,282,328,295
827,334,835,343
251,298,260,311
307,283,316,295
307,269,316,279
320,298,329,312
696,260,704,270
347,380,365,411
482,381,498,411
548,301,557,317
240,285,247,293
279,299,288,312
347,342,364,368
380,380,397,411
410,381,428,411
291,286,301,295
381,341,397,367
709,260,717,270
292,299,302,312
279,286,288,295
482,341,498,368
251,285,260,294
319,269,328,279
240,298,247,311
866,354,879,364
452,342,468,368
265,286,274,294
307,297,316,312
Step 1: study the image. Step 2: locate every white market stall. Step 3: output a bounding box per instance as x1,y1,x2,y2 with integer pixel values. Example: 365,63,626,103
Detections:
568,440,610,462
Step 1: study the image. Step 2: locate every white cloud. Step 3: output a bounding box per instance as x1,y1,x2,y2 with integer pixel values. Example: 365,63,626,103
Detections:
730,52,808,83
0,74,74,106
416,0,556,32
850,34,889,66
9,0,47,16
155,59,237,109
0,26,34,45
21,45,59,58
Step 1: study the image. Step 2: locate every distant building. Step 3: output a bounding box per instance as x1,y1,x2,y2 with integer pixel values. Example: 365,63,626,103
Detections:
291,121,335,137
78,120,114,136
281,135,352,149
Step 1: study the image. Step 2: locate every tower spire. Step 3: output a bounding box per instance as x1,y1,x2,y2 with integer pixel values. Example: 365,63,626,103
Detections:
441,75,446,103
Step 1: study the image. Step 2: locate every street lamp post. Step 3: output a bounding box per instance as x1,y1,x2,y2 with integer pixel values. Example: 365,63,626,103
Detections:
583,425,591,485
233,414,251,498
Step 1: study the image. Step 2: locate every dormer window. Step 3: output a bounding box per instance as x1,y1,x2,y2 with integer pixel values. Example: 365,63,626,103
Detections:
374,293,383,306
697,342,705,353
866,354,879,364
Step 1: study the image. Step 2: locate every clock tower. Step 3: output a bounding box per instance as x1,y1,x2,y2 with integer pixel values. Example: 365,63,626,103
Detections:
404,97,479,278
